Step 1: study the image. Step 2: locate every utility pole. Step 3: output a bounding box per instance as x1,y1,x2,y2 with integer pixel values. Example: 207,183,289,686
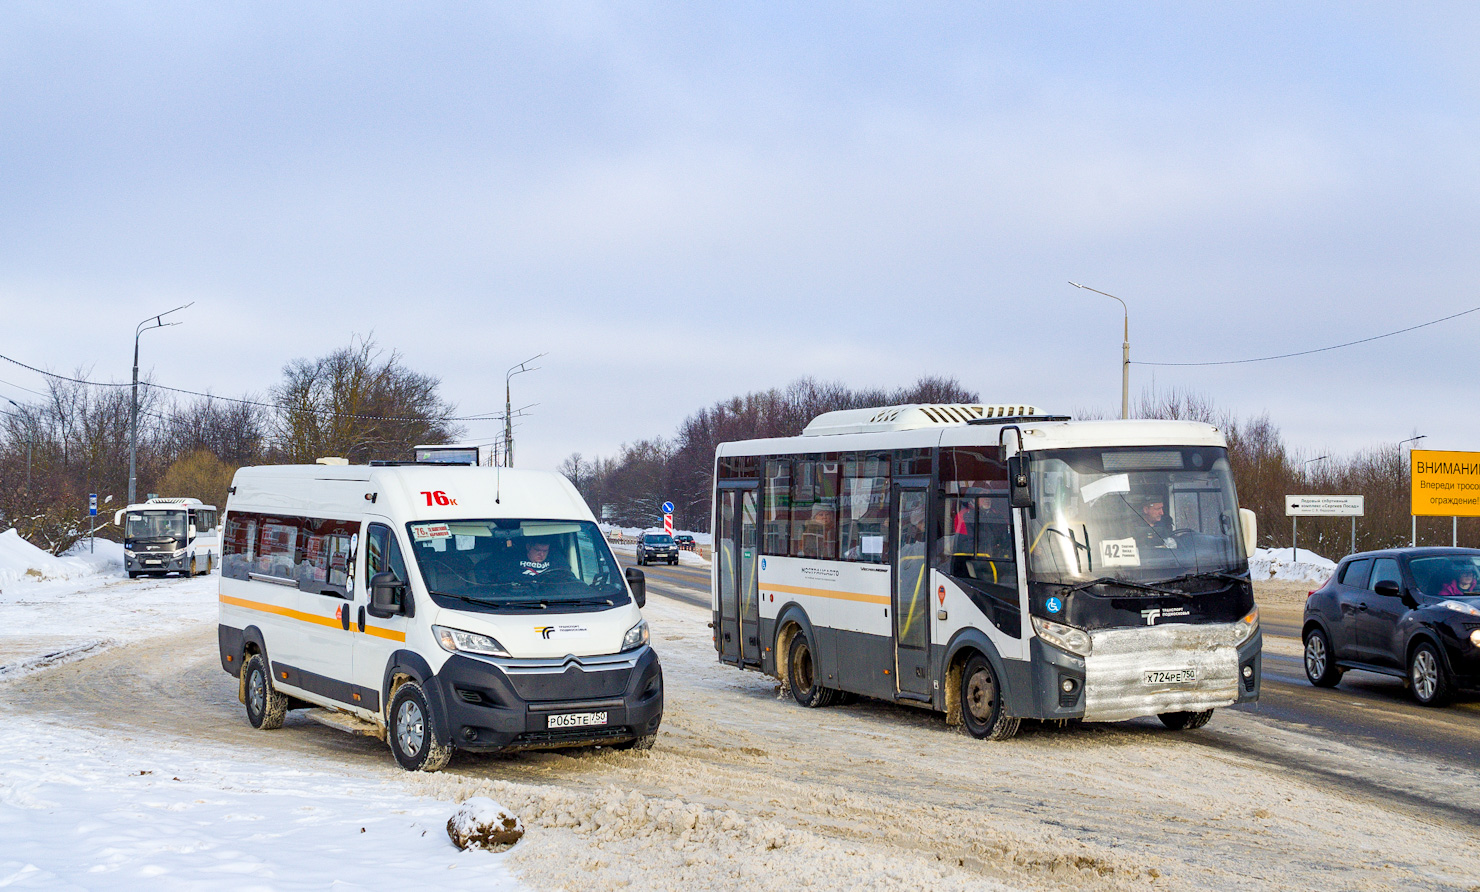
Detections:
503,353,545,468
128,303,191,505
1070,282,1130,419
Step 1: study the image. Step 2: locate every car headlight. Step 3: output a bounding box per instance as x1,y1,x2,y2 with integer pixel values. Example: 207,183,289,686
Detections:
1436,599,1480,617
1230,607,1260,646
1031,616,1091,656
433,625,510,657
622,619,650,652
1471,629,1480,648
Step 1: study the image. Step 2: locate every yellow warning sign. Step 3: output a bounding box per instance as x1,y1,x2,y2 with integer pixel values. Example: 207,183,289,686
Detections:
1410,449,1480,516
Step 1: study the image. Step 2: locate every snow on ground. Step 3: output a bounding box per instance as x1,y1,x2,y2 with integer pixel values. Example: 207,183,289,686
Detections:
1249,546,1336,583
0,531,119,589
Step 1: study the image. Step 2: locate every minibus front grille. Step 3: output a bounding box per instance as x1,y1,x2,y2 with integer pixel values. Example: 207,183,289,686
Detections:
513,726,633,747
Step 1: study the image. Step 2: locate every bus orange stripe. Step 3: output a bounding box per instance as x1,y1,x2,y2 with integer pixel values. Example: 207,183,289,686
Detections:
761,583,891,605
219,594,406,642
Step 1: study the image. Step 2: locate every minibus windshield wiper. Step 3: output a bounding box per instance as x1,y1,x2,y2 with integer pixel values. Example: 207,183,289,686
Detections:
1048,577,1188,598
427,590,505,609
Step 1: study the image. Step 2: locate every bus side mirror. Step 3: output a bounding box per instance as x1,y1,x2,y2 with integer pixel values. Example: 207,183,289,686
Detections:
625,567,646,607
1007,456,1033,509
1239,508,1257,558
369,571,406,617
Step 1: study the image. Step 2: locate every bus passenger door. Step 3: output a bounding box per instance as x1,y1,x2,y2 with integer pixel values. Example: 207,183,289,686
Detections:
716,484,761,667
891,482,931,699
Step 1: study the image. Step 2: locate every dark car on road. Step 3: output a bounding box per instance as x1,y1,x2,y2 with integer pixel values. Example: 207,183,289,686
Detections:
636,532,679,566
674,534,695,550
1303,547,1480,705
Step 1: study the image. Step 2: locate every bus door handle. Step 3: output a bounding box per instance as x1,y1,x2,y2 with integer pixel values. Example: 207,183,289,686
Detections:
357,606,367,633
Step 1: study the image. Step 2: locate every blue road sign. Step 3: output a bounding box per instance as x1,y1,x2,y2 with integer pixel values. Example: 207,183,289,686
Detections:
661,501,674,514
88,494,97,517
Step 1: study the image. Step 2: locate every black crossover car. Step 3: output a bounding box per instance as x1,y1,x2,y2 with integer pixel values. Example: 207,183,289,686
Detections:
1303,547,1480,705
636,532,679,566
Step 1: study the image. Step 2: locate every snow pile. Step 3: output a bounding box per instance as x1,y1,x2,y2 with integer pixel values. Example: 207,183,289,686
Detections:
1250,547,1336,583
448,797,525,851
0,531,120,588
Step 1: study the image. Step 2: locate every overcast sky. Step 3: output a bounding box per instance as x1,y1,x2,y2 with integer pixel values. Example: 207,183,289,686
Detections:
4,3,1479,470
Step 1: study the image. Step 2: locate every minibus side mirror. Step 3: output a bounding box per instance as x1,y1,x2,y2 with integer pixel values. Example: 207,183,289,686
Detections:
625,567,646,607
369,571,406,617
1007,456,1033,509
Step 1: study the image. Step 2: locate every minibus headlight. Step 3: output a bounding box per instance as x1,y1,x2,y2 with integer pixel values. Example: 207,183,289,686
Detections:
433,625,510,658
1230,607,1260,646
1031,616,1092,657
622,619,650,652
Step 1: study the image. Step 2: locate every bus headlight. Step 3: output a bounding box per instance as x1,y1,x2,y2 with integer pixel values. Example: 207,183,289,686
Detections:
1229,607,1259,647
622,619,650,652
1031,616,1091,656
433,625,510,658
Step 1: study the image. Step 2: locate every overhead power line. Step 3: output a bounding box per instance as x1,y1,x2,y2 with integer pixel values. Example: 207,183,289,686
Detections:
1135,306,1480,367
0,350,523,424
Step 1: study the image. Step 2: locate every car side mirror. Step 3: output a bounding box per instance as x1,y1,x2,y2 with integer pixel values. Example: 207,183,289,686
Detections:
625,567,646,607
369,570,406,617
1373,579,1401,599
1007,455,1032,509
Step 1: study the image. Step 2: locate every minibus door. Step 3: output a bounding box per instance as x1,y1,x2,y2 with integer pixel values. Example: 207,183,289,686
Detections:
891,481,932,699
716,484,761,667
350,519,414,720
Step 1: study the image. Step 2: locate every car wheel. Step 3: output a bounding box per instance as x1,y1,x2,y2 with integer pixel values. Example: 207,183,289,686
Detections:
243,653,288,730
127,571,139,579
670,557,677,565
1408,641,1452,707
788,632,838,708
959,653,1019,740
1303,627,1343,687
1158,709,1214,730
388,682,453,772
613,731,658,751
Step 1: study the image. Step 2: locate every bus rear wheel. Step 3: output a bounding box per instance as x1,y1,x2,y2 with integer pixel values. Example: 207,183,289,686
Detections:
788,631,838,708
959,654,1019,741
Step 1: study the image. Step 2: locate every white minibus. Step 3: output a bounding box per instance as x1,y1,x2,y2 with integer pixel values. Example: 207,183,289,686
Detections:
218,461,662,771
115,497,220,578
712,404,1260,740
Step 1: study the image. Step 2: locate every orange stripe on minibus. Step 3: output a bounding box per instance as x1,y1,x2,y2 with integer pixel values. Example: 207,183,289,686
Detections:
761,583,890,605
219,594,405,641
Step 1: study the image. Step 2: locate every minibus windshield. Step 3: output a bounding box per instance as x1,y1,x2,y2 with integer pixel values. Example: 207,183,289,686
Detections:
126,510,186,540
406,519,627,607
1024,446,1247,589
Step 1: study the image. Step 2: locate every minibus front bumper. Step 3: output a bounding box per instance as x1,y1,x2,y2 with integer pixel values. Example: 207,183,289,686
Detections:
433,645,663,752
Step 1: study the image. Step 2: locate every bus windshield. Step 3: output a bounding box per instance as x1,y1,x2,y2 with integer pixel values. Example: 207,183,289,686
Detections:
126,510,186,540
405,519,627,607
1025,446,1247,587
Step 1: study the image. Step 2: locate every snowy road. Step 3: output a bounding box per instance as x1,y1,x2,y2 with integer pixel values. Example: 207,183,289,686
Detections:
3,567,1479,890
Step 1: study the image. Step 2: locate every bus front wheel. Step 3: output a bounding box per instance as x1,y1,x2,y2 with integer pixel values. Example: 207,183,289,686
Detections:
788,631,838,708
959,654,1019,741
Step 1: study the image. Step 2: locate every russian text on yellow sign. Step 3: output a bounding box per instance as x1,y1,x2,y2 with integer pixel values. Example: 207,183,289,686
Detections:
1410,449,1480,517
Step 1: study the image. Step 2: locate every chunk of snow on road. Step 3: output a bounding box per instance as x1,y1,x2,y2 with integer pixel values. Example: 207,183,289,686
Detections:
447,797,524,850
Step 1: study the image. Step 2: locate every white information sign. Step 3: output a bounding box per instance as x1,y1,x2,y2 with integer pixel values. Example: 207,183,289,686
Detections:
1285,495,1364,517
1099,538,1140,567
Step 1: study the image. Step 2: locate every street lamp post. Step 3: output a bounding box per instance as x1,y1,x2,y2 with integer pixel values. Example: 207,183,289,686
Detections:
503,353,545,468
4,398,32,490
1398,435,1427,546
1070,282,1129,419
128,303,191,505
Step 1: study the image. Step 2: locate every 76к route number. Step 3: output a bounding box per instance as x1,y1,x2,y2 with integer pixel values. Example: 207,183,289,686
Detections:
420,490,458,506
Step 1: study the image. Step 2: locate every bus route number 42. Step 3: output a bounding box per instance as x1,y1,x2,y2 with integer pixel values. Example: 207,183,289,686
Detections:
420,490,458,507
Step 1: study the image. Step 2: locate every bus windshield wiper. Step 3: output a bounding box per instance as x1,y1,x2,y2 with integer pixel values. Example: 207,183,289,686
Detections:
1152,570,1250,589
1049,577,1188,598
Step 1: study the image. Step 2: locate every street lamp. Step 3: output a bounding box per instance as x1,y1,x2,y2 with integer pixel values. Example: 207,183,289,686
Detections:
1398,435,1427,546
4,398,32,490
128,303,191,505
1070,282,1129,419
503,353,545,468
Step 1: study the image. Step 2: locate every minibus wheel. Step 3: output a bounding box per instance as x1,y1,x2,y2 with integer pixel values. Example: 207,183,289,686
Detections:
614,732,657,751
243,654,287,730
388,682,453,772
1157,709,1214,730
959,654,1019,741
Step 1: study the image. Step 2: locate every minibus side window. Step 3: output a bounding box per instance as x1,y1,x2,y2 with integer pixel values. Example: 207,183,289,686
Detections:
367,524,411,611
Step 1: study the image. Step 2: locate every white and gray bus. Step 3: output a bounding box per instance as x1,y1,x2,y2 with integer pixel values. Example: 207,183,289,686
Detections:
711,404,1261,739
115,497,220,578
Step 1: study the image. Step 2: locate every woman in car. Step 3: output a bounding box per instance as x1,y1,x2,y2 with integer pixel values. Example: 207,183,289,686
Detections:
1439,564,1480,598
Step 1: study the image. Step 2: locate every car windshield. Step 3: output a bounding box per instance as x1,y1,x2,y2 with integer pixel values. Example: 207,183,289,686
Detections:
646,535,674,545
126,510,186,539
405,518,625,606
1409,554,1480,597
1025,446,1248,587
